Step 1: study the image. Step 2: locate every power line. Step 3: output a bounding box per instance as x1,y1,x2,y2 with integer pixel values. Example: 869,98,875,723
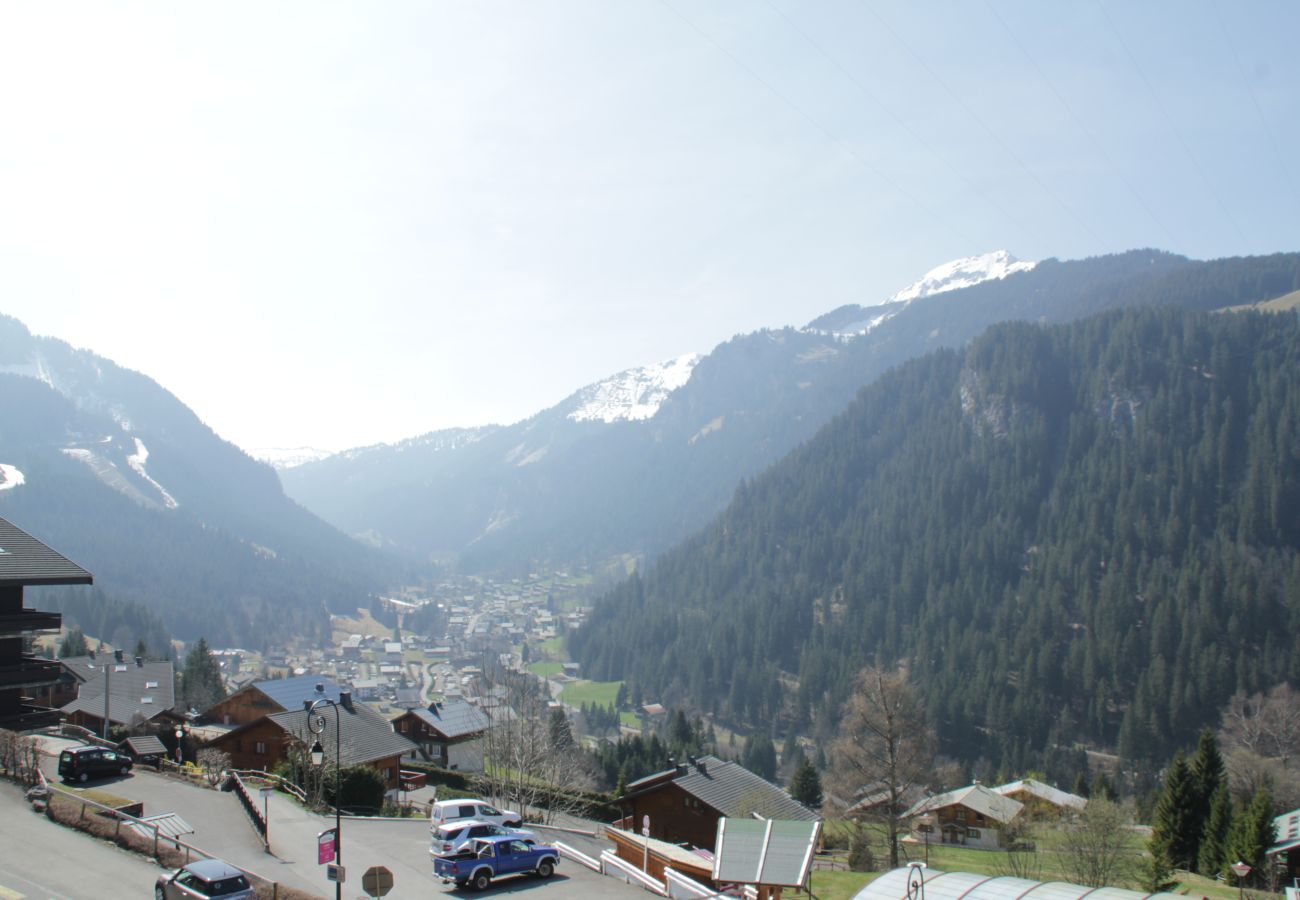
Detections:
856,0,1107,250
985,0,1182,251
762,0,1034,250
656,0,982,250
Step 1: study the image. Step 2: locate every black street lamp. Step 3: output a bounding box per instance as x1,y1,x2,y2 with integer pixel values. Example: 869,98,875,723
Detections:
305,684,345,900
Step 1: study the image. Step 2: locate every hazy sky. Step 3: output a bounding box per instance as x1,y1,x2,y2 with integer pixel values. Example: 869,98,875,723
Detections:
2,2,1297,452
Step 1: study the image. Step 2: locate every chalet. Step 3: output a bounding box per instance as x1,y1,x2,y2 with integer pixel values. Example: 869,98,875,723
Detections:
201,674,344,727
903,784,1024,851
0,517,93,731
205,691,416,792
392,699,490,771
1268,806,1300,883
992,779,1087,817
615,755,818,852
61,652,181,735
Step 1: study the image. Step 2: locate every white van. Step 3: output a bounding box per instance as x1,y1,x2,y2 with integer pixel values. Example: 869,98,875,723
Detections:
429,798,523,829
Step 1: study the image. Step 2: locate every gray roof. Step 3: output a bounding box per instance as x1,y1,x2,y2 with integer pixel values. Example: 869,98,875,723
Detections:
993,779,1087,811
251,674,343,711
409,700,490,739
624,755,819,822
62,659,177,725
121,734,169,757
0,518,93,586
904,784,1024,825
264,701,416,768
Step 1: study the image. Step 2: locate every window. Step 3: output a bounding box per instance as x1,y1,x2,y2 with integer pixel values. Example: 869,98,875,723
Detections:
967,828,981,839
955,808,966,822
255,741,267,755
917,824,934,834
400,721,409,732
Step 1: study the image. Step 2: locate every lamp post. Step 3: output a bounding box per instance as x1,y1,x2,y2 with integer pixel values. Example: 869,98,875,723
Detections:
906,861,927,900
1230,860,1252,900
305,684,343,900
173,722,187,765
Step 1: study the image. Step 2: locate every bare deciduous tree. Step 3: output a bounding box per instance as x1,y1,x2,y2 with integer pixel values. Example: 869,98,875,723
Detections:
828,665,935,869
1058,798,1134,887
196,748,232,787
1219,683,1300,767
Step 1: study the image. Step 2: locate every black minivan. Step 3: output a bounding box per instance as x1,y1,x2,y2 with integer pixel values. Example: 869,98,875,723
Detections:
58,745,134,782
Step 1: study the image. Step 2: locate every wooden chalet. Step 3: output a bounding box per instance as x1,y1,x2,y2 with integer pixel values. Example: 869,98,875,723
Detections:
991,779,1087,817
206,692,416,791
391,699,490,771
0,518,93,731
201,674,344,727
614,755,818,852
903,784,1024,851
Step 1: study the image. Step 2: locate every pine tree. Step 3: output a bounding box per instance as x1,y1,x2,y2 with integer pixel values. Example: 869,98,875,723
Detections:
789,757,823,808
1188,728,1225,870
180,638,226,712
1150,752,1198,870
58,629,89,658
1197,783,1231,877
1225,787,1275,880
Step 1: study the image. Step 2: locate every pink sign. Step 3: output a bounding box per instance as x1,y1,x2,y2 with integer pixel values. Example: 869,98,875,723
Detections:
318,828,336,865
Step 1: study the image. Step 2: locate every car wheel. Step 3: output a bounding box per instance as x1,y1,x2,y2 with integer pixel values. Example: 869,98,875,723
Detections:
155,885,166,900
536,860,554,879
472,871,491,891
121,765,131,775
78,772,89,783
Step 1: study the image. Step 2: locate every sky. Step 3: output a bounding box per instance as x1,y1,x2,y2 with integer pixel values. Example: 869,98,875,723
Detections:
2,2,1297,453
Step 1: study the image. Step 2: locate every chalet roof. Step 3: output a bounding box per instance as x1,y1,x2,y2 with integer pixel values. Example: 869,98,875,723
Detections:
251,674,343,711
407,700,490,739
121,734,169,757
62,659,177,726
1269,806,1300,856
904,784,1023,825
992,779,1087,811
623,755,819,822
262,701,416,768
0,517,93,586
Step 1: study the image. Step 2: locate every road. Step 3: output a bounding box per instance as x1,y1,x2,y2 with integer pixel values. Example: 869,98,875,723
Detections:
0,781,161,899
30,737,650,899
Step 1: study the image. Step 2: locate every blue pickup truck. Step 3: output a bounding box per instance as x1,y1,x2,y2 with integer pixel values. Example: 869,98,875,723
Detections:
433,834,560,890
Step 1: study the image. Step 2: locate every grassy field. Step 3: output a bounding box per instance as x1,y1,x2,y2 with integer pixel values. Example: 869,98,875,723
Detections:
559,679,622,707
528,661,563,679
809,869,875,899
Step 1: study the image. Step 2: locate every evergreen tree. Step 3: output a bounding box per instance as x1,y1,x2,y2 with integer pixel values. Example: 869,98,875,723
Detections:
1197,783,1232,877
1188,728,1225,870
548,707,574,751
742,733,777,781
133,637,148,659
1224,787,1275,880
1150,752,1198,870
180,637,226,712
58,628,89,658
789,756,823,808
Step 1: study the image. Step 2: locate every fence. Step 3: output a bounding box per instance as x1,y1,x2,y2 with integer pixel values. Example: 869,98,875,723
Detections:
229,770,268,843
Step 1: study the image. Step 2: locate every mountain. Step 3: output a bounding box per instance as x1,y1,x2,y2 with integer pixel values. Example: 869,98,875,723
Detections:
0,315,406,648
251,447,336,470
569,300,1300,774
283,250,1300,574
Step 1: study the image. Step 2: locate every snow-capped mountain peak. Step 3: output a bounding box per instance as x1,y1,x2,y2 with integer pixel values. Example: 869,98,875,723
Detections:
567,353,701,423
251,447,336,470
889,250,1035,304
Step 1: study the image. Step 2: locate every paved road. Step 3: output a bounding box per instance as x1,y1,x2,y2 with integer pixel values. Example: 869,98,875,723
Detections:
33,736,649,899
0,781,161,899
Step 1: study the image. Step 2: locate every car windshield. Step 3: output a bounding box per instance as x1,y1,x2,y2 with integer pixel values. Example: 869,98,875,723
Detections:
199,874,250,896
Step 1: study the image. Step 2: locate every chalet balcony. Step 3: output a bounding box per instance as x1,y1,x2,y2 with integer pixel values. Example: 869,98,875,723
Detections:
0,657,62,690
0,608,62,637
0,702,61,732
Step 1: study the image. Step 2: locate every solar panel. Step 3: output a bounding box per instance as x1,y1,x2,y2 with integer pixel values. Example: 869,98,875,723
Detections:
712,817,821,887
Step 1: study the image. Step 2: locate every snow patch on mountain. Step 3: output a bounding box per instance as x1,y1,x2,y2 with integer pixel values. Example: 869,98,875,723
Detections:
126,438,179,509
252,447,336,470
889,250,1035,303
567,353,701,424
0,464,25,491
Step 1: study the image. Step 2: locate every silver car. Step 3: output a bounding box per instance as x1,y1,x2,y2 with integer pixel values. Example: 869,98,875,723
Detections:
155,858,254,899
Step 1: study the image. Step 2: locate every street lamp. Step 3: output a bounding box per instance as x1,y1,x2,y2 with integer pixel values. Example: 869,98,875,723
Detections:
906,861,927,900
305,684,344,900
1230,860,1252,900
173,722,187,765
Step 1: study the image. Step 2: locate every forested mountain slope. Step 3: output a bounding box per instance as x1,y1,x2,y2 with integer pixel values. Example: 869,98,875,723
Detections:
0,315,406,648
285,251,1300,574
570,306,1300,770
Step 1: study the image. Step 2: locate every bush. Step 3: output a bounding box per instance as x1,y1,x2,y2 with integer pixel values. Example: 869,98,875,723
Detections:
848,832,875,872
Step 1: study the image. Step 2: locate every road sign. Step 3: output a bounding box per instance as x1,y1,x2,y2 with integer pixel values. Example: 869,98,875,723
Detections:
318,828,337,864
642,814,650,836
259,787,274,797
327,863,346,883
362,865,394,897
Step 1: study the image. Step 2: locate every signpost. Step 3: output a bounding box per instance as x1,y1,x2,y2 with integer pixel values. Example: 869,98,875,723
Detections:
318,828,337,865
259,787,273,850
642,814,650,873
362,865,394,898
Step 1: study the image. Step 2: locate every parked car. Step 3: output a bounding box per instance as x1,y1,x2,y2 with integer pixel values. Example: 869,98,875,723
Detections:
428,797,523,828
155,858,254,899
57,745,133,782
429,819,537,858
433,835,559,890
